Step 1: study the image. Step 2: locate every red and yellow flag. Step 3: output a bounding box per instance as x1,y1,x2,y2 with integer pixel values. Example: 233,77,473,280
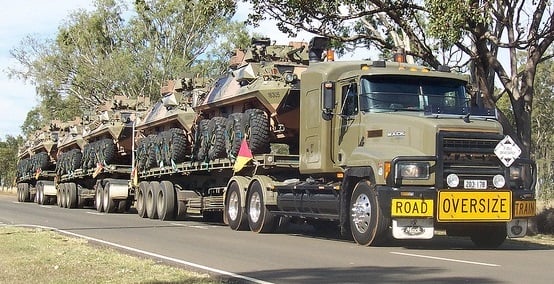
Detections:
233,139,253,172
92,163,104,178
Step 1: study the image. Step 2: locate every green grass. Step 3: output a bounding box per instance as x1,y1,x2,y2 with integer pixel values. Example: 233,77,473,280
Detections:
0,226,217,284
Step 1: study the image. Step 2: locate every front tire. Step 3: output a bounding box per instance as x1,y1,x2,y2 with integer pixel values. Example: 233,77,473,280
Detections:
226,182,248,231
349,180,387,246
470,225,507,248
247,181,278,233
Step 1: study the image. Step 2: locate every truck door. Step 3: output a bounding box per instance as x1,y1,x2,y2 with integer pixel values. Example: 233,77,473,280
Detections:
335,81,363,166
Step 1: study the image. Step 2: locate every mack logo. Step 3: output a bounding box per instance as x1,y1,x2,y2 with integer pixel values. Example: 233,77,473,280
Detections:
403,226,425,236
387,131,406,137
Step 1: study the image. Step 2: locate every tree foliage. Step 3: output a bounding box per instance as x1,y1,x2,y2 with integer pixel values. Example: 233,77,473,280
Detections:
8,0,240,136
0,136,23,188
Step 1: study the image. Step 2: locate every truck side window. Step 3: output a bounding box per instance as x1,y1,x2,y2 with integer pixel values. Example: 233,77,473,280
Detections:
341,84,358,116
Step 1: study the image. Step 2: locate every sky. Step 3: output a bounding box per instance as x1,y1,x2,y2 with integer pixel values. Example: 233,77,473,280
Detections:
0,1,367,139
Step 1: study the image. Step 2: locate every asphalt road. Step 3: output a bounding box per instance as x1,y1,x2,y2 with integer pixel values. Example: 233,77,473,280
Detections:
0,193,552,284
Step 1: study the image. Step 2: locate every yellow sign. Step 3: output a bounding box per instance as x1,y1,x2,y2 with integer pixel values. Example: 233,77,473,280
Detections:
391,199,434,217
514,200,536,217
437,191,511,222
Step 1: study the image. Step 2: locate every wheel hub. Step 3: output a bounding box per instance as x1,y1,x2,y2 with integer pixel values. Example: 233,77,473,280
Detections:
249,192,261,223
228,191,239,220
351,193,371,233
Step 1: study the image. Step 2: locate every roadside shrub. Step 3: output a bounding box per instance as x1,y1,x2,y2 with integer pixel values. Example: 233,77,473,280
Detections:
535,208,554,234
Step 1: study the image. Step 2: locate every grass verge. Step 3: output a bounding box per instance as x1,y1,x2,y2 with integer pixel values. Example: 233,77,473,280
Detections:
0,226,217,284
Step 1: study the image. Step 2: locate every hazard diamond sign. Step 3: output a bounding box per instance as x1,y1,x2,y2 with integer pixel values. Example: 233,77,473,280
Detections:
494,135,521,167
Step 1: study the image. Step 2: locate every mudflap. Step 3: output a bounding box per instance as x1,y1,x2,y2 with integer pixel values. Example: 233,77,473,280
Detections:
507,218,528,238
392,218,434,239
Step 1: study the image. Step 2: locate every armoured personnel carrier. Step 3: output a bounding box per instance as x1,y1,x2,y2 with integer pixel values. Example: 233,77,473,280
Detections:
15,121,62,204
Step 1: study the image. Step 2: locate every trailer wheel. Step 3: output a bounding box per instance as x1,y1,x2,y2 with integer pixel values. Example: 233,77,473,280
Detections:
470,225,507,248
95,182,104,212
22,183,30,202
67,183,78,209
225,113,245,161
349,181,387,246
37,182,44,205
137,181,148,218
157,181,176,221
226,182,248,231
17,184,22,202
103,181,117,213
247,181,278,233
244,109,270,154
58,183,66,208
146,181,159,219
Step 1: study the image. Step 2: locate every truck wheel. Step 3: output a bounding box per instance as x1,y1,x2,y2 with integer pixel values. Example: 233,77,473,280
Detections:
244,109,270,154
470,225,507,248
157,181,176,221
207,117,227,161
95,182,104,212
247,181,278,233
146,181,159,219
67,183,78,209
349,180,387,246
103,181,117,213
225,113,244,160
226,181,248,231
137,181,148,218
59,183,67,208
17,184,22,202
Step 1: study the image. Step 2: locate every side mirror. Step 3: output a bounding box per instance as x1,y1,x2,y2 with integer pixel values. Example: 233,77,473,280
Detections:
321,81,335,121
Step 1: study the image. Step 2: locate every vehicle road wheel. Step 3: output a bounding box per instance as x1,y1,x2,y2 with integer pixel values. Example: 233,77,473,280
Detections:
225,113,245,160
470,225,507,248
137,181,148,218
22,183,30,202
59,183,66,208
226,181,248,231
349,180,387,246
67,183,78,209
103,181,117,213
157,181,176,221
207,117,227,161
146,181,159,219
95,182,104,212
37,182,44,205
244,109,270,154
247,181,278,233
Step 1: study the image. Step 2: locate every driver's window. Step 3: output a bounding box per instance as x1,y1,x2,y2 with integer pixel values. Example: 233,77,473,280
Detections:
341,83,358,116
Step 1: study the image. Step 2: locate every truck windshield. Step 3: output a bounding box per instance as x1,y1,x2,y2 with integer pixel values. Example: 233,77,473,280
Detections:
359,75,469,113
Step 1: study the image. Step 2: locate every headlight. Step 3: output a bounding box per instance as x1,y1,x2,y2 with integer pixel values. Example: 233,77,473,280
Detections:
284,72,297,83
396,162,430,179
446,174,459,187
493,174,506,188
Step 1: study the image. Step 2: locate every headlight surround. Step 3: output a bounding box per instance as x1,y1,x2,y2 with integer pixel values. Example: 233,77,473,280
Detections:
396,162,430,180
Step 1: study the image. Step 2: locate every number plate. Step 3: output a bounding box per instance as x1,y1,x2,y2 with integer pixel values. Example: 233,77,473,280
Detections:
464,179,487,189
437,191,511,222
391,199,434,217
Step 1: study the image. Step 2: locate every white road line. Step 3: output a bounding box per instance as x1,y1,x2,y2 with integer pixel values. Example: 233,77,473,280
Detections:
39,205,53,209
170,223,218,229
85,212,106,216
5,224,273,284
390,252,500,267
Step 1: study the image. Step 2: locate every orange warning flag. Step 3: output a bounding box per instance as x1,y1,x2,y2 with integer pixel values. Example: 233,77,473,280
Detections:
92,163,104,178
233,139,253,172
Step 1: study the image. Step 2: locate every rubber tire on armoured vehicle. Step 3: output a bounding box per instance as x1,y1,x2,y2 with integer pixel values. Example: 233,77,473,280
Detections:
349,180,388,246
137,181,149,218
207,117,227,161
225,113,245,160
167,128,188,164
247,181,279,233
225,181,248,231
243,109,270,154
146,181,159,219
194,119,210,162
157,181,176,221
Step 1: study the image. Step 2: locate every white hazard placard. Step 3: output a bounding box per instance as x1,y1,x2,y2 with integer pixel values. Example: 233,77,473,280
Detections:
494,135,521,167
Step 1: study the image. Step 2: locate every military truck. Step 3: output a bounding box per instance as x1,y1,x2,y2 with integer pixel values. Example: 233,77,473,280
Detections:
15,122,62,204
131,36,536,247
55,96,148,212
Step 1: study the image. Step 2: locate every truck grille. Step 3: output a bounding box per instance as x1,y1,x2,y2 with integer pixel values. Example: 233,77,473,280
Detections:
437,132,504,189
